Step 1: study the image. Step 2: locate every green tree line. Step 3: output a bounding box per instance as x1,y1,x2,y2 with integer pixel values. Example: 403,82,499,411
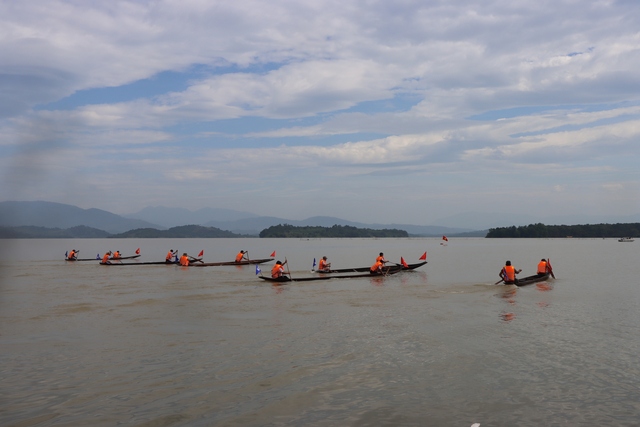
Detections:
259,224,409,238
486,222,640,238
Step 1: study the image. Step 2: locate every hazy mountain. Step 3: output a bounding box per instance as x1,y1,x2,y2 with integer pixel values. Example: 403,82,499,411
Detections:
0,201,161,234
124,206,258,228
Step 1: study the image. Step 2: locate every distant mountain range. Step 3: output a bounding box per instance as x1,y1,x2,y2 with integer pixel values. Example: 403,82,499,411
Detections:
0,201,478,236
5,201,636,237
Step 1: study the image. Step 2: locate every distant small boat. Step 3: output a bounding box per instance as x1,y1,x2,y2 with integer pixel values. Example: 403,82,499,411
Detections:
618,237,635,242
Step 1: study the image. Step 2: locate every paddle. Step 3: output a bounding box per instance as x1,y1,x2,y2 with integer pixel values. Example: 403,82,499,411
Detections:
547,258,555,279
189,256,204,264
285,257,291,279
495,267,505,284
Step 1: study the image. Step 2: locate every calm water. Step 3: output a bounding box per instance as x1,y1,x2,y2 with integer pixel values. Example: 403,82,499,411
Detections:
1,238,639,426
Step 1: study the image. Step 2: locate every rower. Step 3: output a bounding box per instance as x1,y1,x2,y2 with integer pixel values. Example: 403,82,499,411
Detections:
499,260,522,284
101,251,112,264
370,259,385,275
271,260,288,278
235,250,248,263
536,259,549,277
166,249,177,263
179,253,190,266
318,256,331,272
67,249,78,260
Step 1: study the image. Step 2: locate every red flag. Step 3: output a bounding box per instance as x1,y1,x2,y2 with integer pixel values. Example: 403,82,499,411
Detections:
135,248,140,254
442,236,448,241
270,251,276,257
419,251,427,260
198,250,204,257
400,257,408,268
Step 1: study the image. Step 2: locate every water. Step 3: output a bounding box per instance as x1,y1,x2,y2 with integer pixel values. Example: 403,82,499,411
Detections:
1,238,639,426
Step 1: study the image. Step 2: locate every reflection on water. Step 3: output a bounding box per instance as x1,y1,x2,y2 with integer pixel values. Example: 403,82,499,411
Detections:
1,237,640,426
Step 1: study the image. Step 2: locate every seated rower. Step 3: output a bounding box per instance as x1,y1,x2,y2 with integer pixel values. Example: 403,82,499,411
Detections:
499,260,522,284
111,250,121,259
271,260,288,278
179,253,191,266
101,251,112,264
67,249,78,260
318,256,331,272
235,250,248,263
370,259,386,275
166,249,177,263
536,259,549,277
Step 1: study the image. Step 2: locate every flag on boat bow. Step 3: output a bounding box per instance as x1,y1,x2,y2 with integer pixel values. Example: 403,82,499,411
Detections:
419,252,427,260
255,264,261,275
270,251,276,257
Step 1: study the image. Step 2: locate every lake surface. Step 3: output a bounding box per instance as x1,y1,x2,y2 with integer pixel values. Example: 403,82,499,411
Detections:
1,237,639,426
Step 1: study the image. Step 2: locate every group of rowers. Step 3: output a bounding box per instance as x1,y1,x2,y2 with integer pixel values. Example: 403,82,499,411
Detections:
66,249,124,262
270,252,392,278
498,258,552,284
163,249,249,266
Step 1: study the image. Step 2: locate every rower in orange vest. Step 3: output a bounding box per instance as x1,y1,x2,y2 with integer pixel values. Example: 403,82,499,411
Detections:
271,260,288,278
67,249,77,260
235,250,248,263
318,256,331,272
499,260,522,284
370,259,385,275
101,251,112,264
537,259,549,276
179,253,190,266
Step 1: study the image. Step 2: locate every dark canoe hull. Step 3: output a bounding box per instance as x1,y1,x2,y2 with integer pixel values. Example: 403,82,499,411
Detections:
505,273,551,287
260,269,402,283
109,254,141,261
100,261,178,266
191,258,274,267
318,261,427,273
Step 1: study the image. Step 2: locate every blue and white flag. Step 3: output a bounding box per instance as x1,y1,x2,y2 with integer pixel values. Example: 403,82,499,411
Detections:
312,258,316,269
255,264,261,275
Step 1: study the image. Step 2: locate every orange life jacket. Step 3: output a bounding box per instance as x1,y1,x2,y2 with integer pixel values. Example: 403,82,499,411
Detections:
271,264,284,278
371,260,384,272
179,255,190,266
102,253,110,263
112,251,120,259
68,250,76,259
537,261,547,274
166,251,174,261
235,252,244,262
319,259,328,270
503,265,516,281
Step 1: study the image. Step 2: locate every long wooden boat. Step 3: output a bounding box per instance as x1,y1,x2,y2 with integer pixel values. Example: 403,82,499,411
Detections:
99,260,179,266
191,258,274,267
315,261,427,273
504,273,551,287
109,254,142,261
66,256,100,262
259,269,402,283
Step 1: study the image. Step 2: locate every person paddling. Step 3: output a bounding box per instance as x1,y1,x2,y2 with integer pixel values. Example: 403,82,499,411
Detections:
67,249,78,260
166,249,177,263
271,260,288,278
179,253,190,266
370,259,386,275
235,250,249,263
536,258,549,277
499,260,522,284
101,251,112,264
318,256,331,272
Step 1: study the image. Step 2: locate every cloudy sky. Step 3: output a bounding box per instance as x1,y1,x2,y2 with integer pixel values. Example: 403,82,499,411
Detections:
1,0,639,226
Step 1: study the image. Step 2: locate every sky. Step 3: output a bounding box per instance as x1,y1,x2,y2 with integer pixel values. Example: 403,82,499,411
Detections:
1,0,639,226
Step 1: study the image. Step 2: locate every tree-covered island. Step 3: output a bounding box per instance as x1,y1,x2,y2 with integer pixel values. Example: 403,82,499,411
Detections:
486,222,640,238
259,224,409,238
